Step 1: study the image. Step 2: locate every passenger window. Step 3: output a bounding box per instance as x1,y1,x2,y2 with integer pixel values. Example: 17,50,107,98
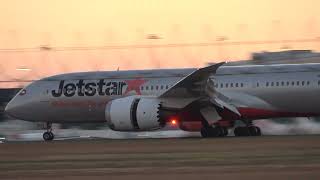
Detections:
160,85,163,89
235,83,238,87
141,86,144,91
307,81,310,85
221,84,223,88
151,86,154,90
302,81,305,86
156,85,159,90
296,81,300,86
271,82,274,86
166,85,169,89
257,82,259,87
146,86,149,90
266,82,269,87
286,82,290,86
241,83,244,87
281,82,284,86
276,82,279,86
230,83,233,87
226,83,229,88
291,82,294,86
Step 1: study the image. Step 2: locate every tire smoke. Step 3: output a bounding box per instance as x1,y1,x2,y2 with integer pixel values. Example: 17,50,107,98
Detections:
255,118,320,135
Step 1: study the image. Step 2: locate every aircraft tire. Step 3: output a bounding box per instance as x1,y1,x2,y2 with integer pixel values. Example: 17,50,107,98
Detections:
248,126,262,136
253,126,262,136
234,127,250,136
221,127,228,136
234,126,262,136
209,127,221,137
49,132,55,140
249,126,257,136
201,127,227,138
43,132,54,141
200,127,210,138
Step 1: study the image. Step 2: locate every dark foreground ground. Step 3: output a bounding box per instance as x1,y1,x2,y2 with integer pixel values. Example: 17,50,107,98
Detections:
0,136,320,180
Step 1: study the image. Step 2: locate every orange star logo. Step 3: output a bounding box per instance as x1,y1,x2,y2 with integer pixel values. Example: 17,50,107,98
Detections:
124,79,147,95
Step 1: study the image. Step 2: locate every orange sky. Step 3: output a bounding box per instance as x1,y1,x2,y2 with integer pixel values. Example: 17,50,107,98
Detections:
0,0,320,86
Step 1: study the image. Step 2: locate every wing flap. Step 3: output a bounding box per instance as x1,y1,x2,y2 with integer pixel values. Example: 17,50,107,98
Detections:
205,78,241,116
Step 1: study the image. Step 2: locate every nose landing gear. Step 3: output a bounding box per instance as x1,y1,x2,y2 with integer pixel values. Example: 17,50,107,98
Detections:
43,122,54,141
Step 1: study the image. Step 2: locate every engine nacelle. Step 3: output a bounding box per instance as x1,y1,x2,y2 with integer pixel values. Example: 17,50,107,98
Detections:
105,96,164,131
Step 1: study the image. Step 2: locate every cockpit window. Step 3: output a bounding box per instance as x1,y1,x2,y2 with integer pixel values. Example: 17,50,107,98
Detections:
19,89,27,96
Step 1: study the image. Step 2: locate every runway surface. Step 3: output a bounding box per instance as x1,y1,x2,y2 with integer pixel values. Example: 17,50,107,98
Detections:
1,135,320,180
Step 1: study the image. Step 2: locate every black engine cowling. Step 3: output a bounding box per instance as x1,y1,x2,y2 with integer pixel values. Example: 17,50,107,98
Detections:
105,96,165,131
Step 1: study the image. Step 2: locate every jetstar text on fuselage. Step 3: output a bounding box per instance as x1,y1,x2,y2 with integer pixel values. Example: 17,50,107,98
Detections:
51,80,127,97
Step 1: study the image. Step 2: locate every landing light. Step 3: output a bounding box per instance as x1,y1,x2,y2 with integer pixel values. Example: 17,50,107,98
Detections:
170,119,177,125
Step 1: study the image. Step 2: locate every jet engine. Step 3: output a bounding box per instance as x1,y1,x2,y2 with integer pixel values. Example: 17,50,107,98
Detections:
105,96,165,131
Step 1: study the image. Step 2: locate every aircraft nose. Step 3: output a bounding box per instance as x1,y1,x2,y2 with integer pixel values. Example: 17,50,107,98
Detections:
5,100,21,119
4,88,33,120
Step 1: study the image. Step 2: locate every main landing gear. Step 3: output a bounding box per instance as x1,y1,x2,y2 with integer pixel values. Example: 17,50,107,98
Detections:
43,122,54,141
200,126,228,138
200,120,262,138
234,120,262,136
234,126,261,136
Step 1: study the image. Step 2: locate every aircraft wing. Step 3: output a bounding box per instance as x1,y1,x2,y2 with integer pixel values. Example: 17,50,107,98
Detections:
159,62,225,98
159,62,241,116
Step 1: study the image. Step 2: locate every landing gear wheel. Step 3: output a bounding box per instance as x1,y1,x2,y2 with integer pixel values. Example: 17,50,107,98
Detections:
221,127,228,136
234,126,262,136
209,127,220,137
43,122,54,141
249,126,261,136
200,127,210,138
43,132,54,141
248,126,257,136
234,127,249,136
200,126,228,138
49,132,54,140
256,126,262,136
234,127,240,136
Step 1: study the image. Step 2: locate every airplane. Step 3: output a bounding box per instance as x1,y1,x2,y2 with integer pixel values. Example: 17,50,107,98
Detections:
5,62,320,141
